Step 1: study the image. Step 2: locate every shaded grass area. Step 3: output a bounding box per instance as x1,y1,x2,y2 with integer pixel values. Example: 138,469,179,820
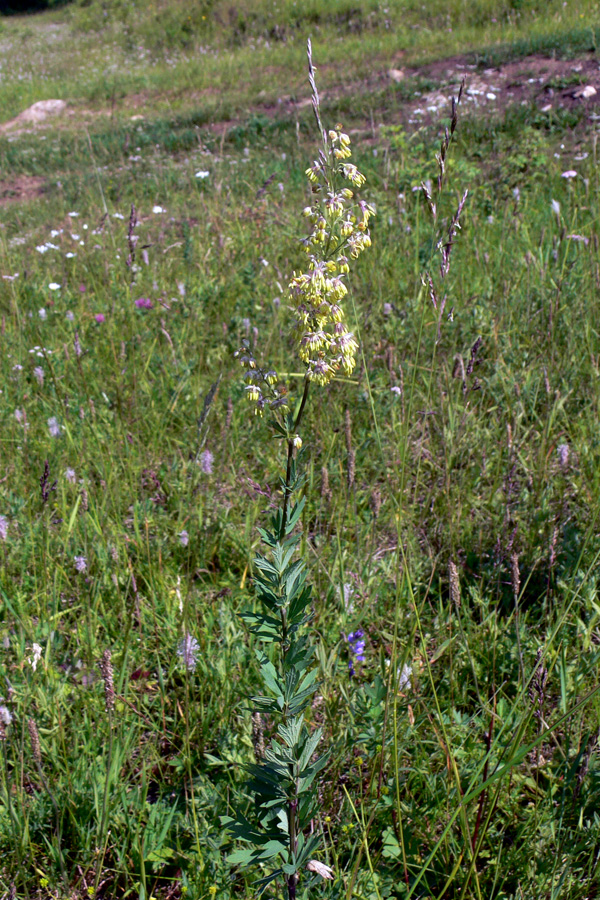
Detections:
1,3,600,899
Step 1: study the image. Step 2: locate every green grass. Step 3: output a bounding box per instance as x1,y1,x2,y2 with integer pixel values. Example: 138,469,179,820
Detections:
1,1,600,899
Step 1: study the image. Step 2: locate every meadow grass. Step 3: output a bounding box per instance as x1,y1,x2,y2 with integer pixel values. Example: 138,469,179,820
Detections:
1,2,600,899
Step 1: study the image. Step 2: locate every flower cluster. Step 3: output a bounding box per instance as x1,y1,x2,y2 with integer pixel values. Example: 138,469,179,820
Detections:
238,123,374,412
289,125,374,386
235,339,288,415
347,629,366,676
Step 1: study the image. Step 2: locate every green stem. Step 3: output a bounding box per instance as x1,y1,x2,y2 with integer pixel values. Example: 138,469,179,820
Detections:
277,375,310,900
281,377,310,537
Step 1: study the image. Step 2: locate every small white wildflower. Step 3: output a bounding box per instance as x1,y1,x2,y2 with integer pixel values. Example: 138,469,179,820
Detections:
391,386,402,395
152,205,165,214
29,643,43,671
292,434,302,449
0,705,12,726
398,663,412,691
68,211,80,217
195,170,210,179
178,530,189,547
557,443,570,470
513,187,520,201
48,282,61,291
48,417,62,438
112,212,125,220
177,633,199,672
342,582,354,613
64,468,76,483
74,555,87,573
561,170,577,179
38,308,47,320
551,199,561,216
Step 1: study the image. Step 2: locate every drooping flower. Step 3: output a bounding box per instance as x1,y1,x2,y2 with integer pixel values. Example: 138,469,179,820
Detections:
307,860,334,880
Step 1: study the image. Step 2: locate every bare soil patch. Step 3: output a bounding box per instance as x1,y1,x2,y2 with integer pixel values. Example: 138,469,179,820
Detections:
0,175,47,206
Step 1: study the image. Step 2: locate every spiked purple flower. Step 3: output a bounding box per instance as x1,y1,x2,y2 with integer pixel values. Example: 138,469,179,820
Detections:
177,633,199,672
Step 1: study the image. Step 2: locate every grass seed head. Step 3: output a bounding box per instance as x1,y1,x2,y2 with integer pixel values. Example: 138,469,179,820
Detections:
99,650,115,713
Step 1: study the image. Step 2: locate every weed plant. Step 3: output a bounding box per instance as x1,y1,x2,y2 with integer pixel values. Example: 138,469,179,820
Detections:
0,3,600,900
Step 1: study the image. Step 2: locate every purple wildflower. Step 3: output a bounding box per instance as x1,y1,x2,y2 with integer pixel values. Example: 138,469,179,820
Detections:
48,417,62,438
199,449,214,474
347,629,366,676
135,297,153,310
178,530,189,547
0,515,8,541
74,555,87,573
177,633,199,672
95,313,105,324
34,366,44,386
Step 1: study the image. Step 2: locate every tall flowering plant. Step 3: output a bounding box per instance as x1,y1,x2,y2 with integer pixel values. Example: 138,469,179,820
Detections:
223,40,374,899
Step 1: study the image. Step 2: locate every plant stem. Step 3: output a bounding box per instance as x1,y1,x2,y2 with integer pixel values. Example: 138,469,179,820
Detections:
281,377,310,536
278,375,310,900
